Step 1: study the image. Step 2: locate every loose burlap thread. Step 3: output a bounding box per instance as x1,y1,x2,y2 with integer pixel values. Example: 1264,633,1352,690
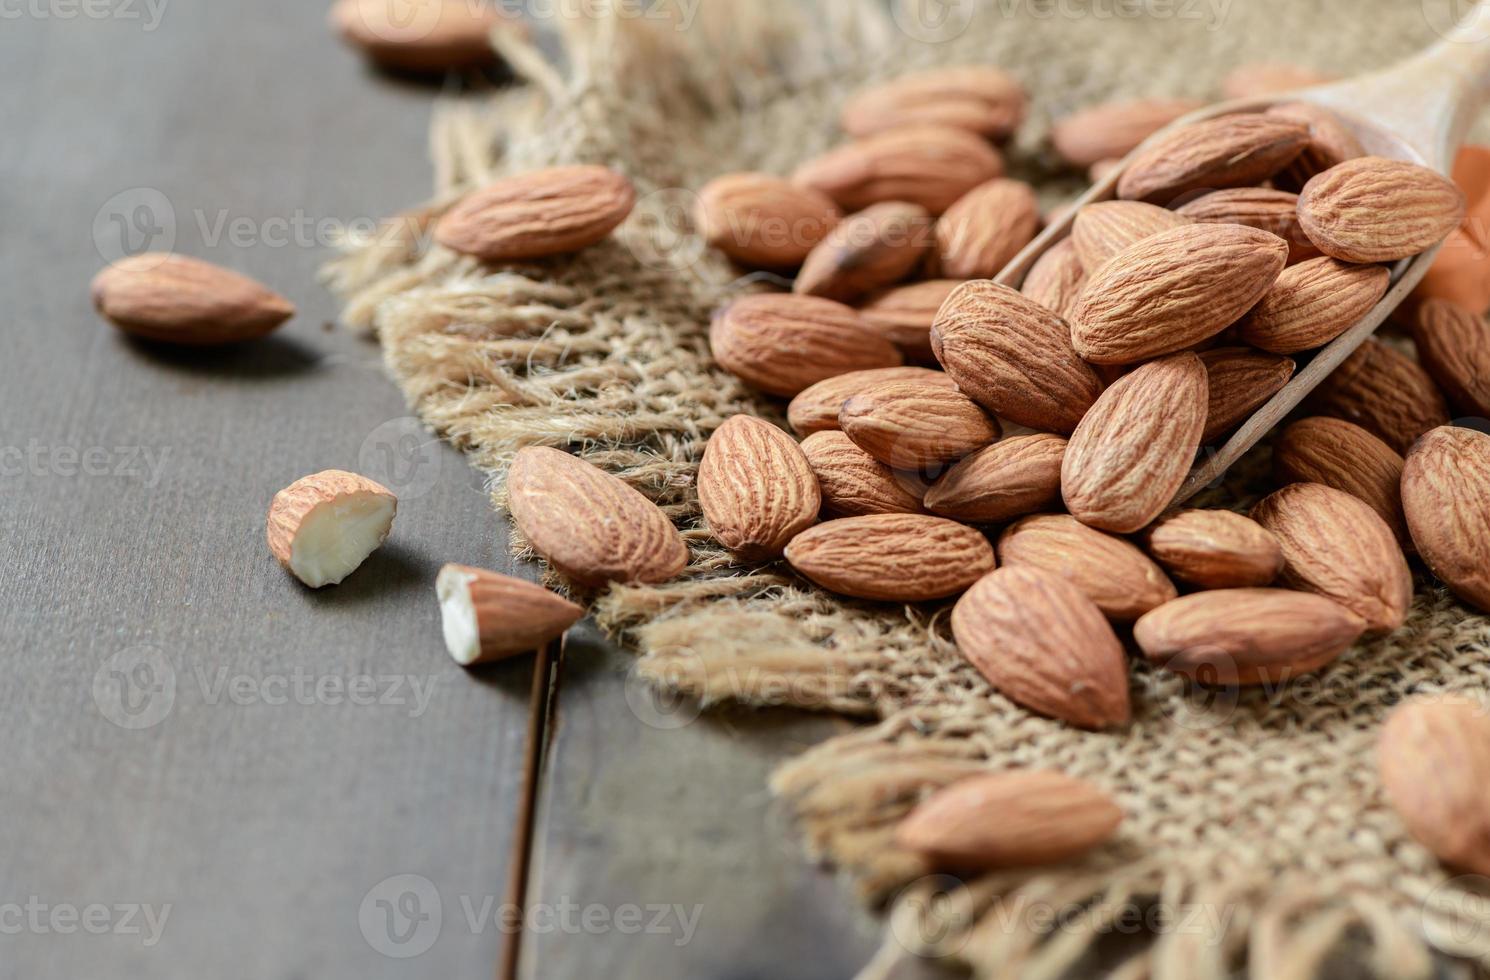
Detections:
326,2,1490,976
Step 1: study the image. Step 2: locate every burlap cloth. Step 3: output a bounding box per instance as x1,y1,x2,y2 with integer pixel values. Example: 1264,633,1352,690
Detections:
326,1,1490,976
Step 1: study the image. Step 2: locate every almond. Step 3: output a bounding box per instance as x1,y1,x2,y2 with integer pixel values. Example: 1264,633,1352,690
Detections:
800,431,925,517
1175,187,1320,263
840,66,1026,141
1273,416,1409,547
1050,98,1205,169
507,447,688,588
1298,156,1467,263
329,0,514,71
1116,114,1309,204
266,470,397,588
896,770,1122,869
1062,353,1208,533
1266,102,1365,192
1250,482,1411,633
694,172,842,269
1199,347,1296,445
794,202,934,302
1402,425,1490,613
858,280,964,362
91,253,295,345
1237,257,1391,354
1308,338,1450,454
931,281,1103,433
1379,696,1490,876
786,366,954,435
935,178,1041,279
1089,158,1124,183
1135,588,1363,686
951,566,1131,728
784,514,994,601
435,165,636,262
998,514,1176,621
435,565,583,666
1019,237,1086,320
923,434,1066,524
840,381,1000,470
710,294,904,398
792,126,1005,216
1411,298,1490,418
1070,200,1188,271
697,415,821,559
1221,63,1335,101
1140,509,1283,589
1071,224,1287,364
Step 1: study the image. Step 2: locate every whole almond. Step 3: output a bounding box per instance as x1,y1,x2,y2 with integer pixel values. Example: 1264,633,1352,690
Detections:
1176,187,1320,263
710,294,903,397
951,566,1131,728
924,434,1066,524
1199,347,1296,445
1251,482,1411,633
1379,696,1490,876
998,514,1176,621
793,126,1005,215
507,447,688,588
435,565,583,666
1403,425,1490,612
931,281,1103,433
1050,98,1205,169
784,514,994,601
1221,63,1336,100
1071,200,1188,270
935,178,1041,279
1117,114,1310,204
1308,338,1450,454
794,202,934,302
1412,298,1490,418
1062,353,1208,533
91,253,295,345
330,0,514,70
858,280,964,362
1267,102,1365,191
840,381,1000,470
1275,417,1409,547
694,172,842,269
1298,156,1467,263
896,770,1123,869
1020,237,1087,320
786,366,954,435
697,416,821,559
1140,509,1283,589
1071,224,1287,364
1135,588,1364,686
434,165,636,262
1238,258,1391,354
800,431,925,517
841,66,1026,141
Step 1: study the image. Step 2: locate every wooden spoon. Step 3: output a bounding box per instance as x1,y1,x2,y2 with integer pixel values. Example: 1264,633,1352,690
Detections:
998,1,1490,507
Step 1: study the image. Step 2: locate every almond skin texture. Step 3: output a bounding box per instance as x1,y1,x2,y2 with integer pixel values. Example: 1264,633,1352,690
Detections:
1176,188,1320,264
1403,425,1490,613
931,281,1103,433
1199,347,1296,445
1238,258,1390,354
793,126,1005,216
1071,201,1188,271
858,280,964,363
1050,98,1205,169
1140,510,1283,589
1274,417,1409,548
1071,224,1287,365
435,565,583,666
1135,589,1365,686
266,470,397,588
998,514,1176,622
91,253,295,345
784,514,994,602
1250,482,1412,634
694,173,841,269
1380,697,1490,876
800,431,925,517
951,566,1131,728
1267,102,1365,192
841,66,1026,141
840,381,1000,470
1412,299,1490,419
924,434,1066,524
794,202,934,302
1116,114,1309,204
1062,353,1209,533
786,366,953,435
1020,237,1086,320
710,294,903,398
507,447,688,588
434,165,636,262
1308,339,1451,454
330,0,513,70
697,416,821,560
936,178,1041,279
897,770,1123,869
1298,156,1467,263
1221,63,1336,100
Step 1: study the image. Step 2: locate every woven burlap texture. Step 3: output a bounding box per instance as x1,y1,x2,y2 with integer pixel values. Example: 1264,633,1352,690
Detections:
326,2,1490,976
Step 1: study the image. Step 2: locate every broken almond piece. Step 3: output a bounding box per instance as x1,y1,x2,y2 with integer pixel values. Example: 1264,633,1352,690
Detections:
435,564,583,666
266,470,397,588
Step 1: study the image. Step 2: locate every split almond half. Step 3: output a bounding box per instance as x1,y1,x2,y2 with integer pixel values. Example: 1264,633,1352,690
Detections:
435,564,583,666
267,470,397,588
